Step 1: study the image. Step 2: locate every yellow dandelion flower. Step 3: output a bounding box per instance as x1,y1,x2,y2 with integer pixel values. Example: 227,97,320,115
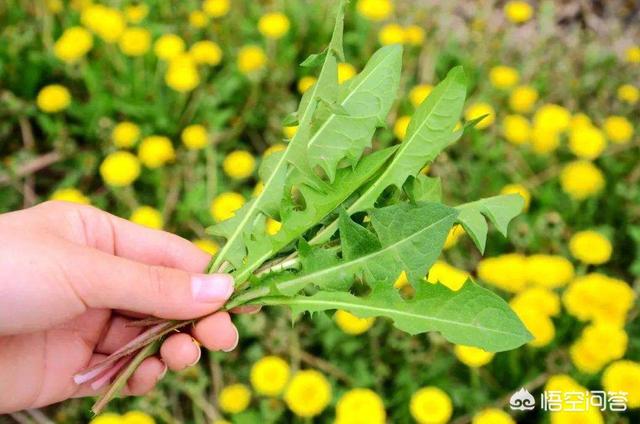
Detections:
154,34,186,60
50,188,91,205
99,151,141,187
250,356,290,397
298,76,317,93
210,192,245,222
190,40,223,66
617,84,639,104
426,261,469,291
489,65,519,89
335,388,386,424
338,63,357,84
54,26,93,63
472,408,514,424
500,183,531,211
465,102,495,129
222,150,256,180
394,115,411,140
501,114,531,145
119,27,151,57
265,218,282,235
237,45,267,73
181,124,209,150
218,384,251,414
504,1,534,24
284,370,332,418
602,360,640,408
124,4,149,24
404,25,425,45
454,345,494,368
559,160,604,200
569,230,612,265
81,5,125,43
36,84,71,113
568,124,607,160
138,135,175,168
409,84,434,107
410,387,453,424
258,12,290,39
189,10,209,28
334,310,375,335
524,255,574,288
378,23,405,45
112,121,140,148
444,224,465,249
624,46,640,64
283,125,298,139
509,287,561,317
603,115,633,144
356,0,393,22
165,54,200,92
193,239,219,255
477,253,527,293
509,85,538,113
203,0,230,18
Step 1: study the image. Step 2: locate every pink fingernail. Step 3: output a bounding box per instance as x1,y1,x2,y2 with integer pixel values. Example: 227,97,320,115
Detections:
188,339,202,367
191,274,234,302
222,326,239,353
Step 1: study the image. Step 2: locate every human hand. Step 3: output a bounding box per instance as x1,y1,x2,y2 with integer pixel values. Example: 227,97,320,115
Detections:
0,201,239,413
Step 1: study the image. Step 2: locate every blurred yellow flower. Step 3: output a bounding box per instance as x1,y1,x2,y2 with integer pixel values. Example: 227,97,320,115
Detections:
524,255,574,288
378,23,405,45
617,84,639,104
404,25,425,45
112,121,140,148
393,115,411,140
264,143,286,157
625,46,640,64
568,124,606,160
453,345,494,368
193,239,219,255
501,114,531,145
550,409,603,424
45,0,63,13
410,387,452,424
121,410,155,424
603,115,633,144
81,5,125,43
602,360,640,408
258,12,291,39
283,125,298,139
335,310,375,335
504,1,534,24
203,0,230,18
563,273,635,326
54,26,93,63
130,206,163,229
223,150,256,179
210,192,245,222
509,85,538,113
546,374,583,393
36,84,71,113
444,224,465,249
570,113,592,130
477,253,527,292
154,34,186,60
89,413,121,424
189,10,209,28
138,135,175,168
489,65,519,89
181,124,209,150
265,218,282,235
509,287,561,317
284,370,332,417
165,54,200,92
338,63,357,84
335,388,386,424
409,84,434,107
250,356,290,397
393,271,409,289
50,188,90,205
426,261,469,291
513,307,555,347
190,40,223,66
533,103,571,133
560,160,604,200
100,151,141,187
569,230,611,265
297,76,317,93
570,323,627,374
472,408,514,424
119,27,151,57
124,4,149,24
465,102,495,129
253,181,264,196
356,0,393,22
238,45,267,73
530,124,561,154
500,183,531,211
218,383,251,414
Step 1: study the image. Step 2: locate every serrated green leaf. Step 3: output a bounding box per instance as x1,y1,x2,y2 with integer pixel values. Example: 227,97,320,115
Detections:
305,44,403,181
208,4,346,271
261,281,531,352
455,194,524,253
230,147,397,283
309,66,467,245
258,202,456,296
404,175,442,203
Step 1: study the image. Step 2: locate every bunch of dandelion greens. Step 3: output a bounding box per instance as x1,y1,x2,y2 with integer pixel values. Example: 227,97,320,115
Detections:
78,2,531,413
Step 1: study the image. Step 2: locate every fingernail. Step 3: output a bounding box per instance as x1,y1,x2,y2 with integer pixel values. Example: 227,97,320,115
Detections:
188,338,202,367
222,326,239,353
158,363,168,381
191,274,234,302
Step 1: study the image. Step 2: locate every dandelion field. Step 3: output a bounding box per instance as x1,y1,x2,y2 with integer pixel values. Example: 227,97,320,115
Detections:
1,0,640,423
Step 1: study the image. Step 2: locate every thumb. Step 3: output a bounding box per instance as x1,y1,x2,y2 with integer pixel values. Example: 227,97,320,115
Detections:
66,244,235,319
